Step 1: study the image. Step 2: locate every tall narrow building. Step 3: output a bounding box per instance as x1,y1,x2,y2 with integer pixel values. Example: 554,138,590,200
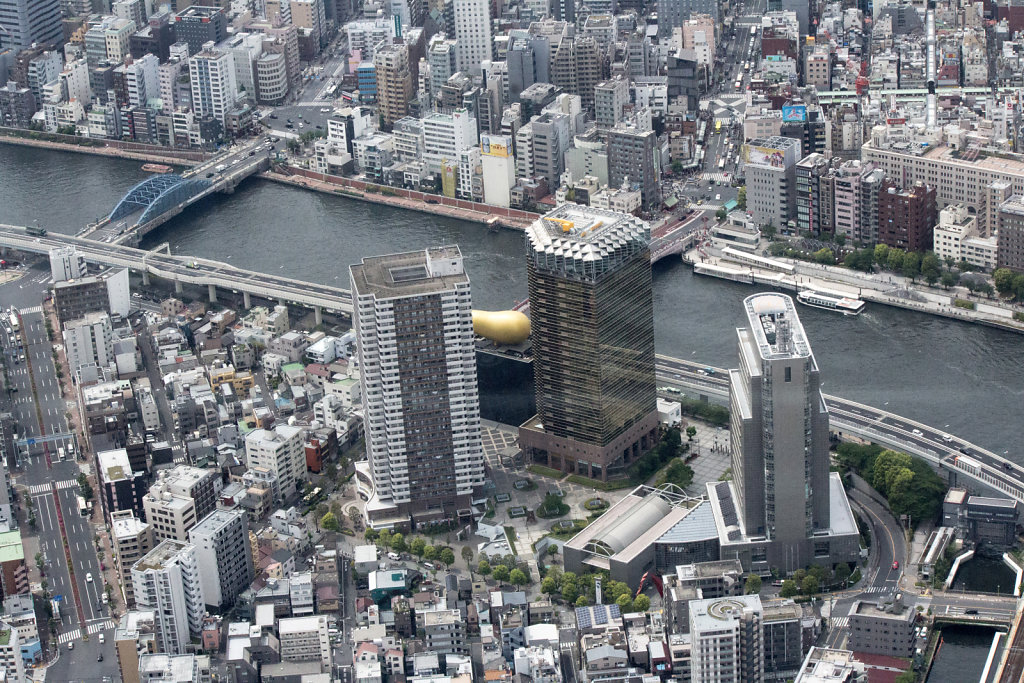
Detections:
551,32,601,112
351,246,485,529
131,539,206,655
453,0,492,75
0,0,62,51
374,40,413,128
188,507,253,610
519,205,659,482
710,293,859,574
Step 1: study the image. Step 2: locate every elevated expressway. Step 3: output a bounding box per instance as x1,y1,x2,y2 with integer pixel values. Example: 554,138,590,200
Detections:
0,225,351,322
2,226,1019,504
655,354,1024,504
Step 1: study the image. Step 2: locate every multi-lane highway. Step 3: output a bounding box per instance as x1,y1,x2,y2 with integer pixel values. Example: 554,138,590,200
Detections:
0,224,353,314
655,354,1024,504
0,272,116,680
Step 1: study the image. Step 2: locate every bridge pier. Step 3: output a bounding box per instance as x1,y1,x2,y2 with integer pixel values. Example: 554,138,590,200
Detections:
314,306,322,326
175,280,183,295
142,270,150,286
208,284,217,303
243,291,251,309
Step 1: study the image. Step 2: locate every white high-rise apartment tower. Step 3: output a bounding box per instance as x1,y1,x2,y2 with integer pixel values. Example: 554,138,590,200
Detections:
131,539,206,655
351,246,485,529
189,44,238,127
453,0,492,75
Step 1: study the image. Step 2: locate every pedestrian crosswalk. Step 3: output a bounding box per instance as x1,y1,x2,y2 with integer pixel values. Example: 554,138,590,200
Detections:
860,585,893,593
28,480,77,496
701,172,732,183
830,617,849,629
19,305,42,314
57,629,80,644
87,620,115,635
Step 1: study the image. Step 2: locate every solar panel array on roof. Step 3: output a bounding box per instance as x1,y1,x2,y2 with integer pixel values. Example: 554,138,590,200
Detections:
576,604,623,630
716,482,738,526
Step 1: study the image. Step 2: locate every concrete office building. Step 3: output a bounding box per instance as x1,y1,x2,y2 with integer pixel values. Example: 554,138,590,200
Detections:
52,267,129,324
49,247,86,282
0,0,61,51
997,195,1024,273
794,153,830,236
138,653,208,682
689,595,763,683
131,539,206,655
453,0,492,74
112,510,153,608
422,108,477,174
0,620,25,683
63,311,114,378
427,36,458,97
143,465,220,543
115,611,158,683
290,0,327,49
710,293,859,574
519,205,659,481
189,45,237,128
97,448,147,524
744,136,800,230
245,425,305,503
847,594,915,657
551,33,601,112
658,0,718,35
278,615,331,670
189,508,253,609
144,484,197,544
373,40,412,128
878,180,936,253
594,78,629,128
351,246,485,528
529,112,571,184
795,647,866,682
608,124,661,210
173,7,227,55
0,81,36,128
863,126,1024,213
481,133,516,208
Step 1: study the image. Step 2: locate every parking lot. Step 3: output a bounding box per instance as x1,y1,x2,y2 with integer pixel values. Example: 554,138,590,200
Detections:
263,103,336,138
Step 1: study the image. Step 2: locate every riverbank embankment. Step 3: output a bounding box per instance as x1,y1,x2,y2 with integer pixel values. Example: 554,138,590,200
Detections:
0,127,207,165
263,165,539,230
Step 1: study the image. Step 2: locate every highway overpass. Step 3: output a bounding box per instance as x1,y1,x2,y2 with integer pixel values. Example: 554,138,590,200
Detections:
0,225,352,321
2,225,1021,506
655,354,1024,505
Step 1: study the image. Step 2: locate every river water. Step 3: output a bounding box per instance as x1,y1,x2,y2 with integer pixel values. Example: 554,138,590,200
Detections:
1,144,1022,457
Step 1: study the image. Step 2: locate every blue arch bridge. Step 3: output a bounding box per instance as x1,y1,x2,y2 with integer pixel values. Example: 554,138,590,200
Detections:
108,174,213,226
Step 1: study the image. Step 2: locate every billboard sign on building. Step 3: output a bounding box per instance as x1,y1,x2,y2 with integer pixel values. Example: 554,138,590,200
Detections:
743,143,787,168
441,160,457,198
480,134,512,158
781,105,806,122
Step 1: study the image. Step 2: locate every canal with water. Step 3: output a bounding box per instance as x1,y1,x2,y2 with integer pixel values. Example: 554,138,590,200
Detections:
2,144,1022,458
926,625,999,683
